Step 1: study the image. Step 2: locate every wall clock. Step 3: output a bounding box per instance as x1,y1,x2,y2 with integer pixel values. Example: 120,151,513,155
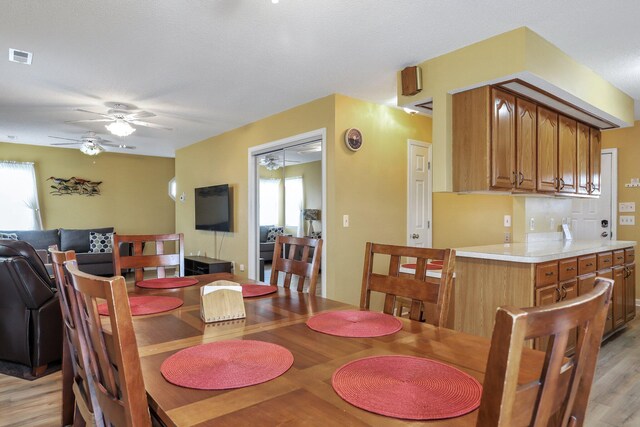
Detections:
344,128,363,151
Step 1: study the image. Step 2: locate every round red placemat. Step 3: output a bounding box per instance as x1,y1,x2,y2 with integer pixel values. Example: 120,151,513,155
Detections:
306,310,402,337
160,340,293,390
136,277,199,289
241,284,278,298
332,355,482,420
97,296,183,316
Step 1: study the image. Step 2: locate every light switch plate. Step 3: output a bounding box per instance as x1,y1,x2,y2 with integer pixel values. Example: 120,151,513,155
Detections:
504,215,511,227
343,214,349,227
620,215,635,225
619,202,636,212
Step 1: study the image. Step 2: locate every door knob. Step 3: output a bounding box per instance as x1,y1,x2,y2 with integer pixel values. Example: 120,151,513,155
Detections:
411,233,420,239
601,232,608,238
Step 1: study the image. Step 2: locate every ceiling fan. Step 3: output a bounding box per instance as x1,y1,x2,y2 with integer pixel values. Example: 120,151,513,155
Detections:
49,131,135,156
258,154,300,171
65,102,172,137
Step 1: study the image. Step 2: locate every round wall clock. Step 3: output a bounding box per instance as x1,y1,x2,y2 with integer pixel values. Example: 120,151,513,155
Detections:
344,128,363,151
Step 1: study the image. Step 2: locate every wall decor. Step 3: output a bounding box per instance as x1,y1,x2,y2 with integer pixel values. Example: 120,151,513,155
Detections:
48,176,102,196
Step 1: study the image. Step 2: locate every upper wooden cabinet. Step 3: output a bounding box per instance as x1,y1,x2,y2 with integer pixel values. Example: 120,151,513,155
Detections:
537,107,559,192
452,85,602,197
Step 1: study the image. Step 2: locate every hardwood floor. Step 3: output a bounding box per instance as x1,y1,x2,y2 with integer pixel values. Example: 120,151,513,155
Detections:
1,315,638,426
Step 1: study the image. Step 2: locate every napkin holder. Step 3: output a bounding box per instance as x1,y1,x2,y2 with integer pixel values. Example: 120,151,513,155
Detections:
200,280,246,323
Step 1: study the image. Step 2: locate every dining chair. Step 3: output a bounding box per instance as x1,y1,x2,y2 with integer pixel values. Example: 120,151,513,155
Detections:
360,242,455,326
113,233,184,283
477,278,613,427
270,235,323,295
65,259,152,427
49,248,103,426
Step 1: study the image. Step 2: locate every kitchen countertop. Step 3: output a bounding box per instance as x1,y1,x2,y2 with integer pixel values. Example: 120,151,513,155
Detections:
455,240,636,263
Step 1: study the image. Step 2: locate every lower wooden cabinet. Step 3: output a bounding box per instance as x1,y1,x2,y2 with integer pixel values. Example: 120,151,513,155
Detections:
625,263,636,322
613,266,626,330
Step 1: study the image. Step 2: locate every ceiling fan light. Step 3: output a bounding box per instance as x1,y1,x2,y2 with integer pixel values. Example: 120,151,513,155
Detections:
106,119,136,137
80,142,104,156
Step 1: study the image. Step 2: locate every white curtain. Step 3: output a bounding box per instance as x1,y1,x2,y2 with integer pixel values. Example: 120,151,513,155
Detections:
0,161,43,230
285,176,304,236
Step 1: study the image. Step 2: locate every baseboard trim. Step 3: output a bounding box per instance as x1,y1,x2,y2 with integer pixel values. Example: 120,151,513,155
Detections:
636,299,640,307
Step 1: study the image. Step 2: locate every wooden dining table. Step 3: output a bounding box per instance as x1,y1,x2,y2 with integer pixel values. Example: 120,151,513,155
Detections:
100,273,546,426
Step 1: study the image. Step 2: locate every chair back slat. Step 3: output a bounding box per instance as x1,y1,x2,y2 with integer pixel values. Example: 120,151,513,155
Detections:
477,278,613,427
66,260,151,427
49,248,103,426
113,233,184,284
270,235,323,294
360,242,455,325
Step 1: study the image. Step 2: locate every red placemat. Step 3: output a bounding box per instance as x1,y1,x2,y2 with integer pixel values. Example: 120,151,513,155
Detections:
241,284,278,298
306,310,402,337
401,263,442,270
332,355,482,420
136,277,199,289
160,340,293,390
97,296,183,316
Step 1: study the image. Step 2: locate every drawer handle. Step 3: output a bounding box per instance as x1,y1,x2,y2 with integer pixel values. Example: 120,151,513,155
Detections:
585,263,594,267
565,267,575,271
545,272,554,276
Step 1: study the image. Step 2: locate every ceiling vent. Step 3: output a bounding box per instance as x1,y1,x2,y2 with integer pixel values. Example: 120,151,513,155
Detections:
9,48,32,65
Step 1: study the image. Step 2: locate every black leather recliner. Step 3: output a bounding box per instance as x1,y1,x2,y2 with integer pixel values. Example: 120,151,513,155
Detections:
0,239,63,375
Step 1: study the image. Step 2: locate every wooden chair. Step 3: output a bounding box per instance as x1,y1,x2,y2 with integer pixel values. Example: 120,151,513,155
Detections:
113,233,184,283
477,278,613,427
360,242,455,326
65,259,152,427
49,248,103,427
270,235,323,294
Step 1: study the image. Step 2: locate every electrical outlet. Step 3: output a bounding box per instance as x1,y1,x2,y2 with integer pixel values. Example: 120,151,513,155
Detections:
619,202,636,213
239,264,245,272
620,215,635,225
504,231,511,243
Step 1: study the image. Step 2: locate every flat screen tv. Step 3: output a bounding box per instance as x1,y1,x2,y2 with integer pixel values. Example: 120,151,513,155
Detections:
194,184,233,232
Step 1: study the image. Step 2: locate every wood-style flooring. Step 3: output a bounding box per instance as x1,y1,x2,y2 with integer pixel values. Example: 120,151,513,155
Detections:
1,315,638,426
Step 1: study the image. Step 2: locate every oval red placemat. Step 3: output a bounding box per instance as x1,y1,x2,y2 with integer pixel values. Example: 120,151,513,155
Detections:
306,310,402,337
332,355,482,420
136,277,199,289
241,284,278,298
97,296,183,316
161,340,294,390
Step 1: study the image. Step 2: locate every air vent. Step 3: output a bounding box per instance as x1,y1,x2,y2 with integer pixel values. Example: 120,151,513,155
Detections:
9,48,32,65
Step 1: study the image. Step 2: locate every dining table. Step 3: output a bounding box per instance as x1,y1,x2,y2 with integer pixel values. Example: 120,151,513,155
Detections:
82,272,547,426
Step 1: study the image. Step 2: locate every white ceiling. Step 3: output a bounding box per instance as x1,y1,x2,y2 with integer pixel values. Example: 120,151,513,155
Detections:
1,1,638,158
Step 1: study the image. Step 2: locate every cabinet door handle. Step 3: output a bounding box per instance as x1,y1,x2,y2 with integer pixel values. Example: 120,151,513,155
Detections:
518,172,524,185
559,178,565,190
511,171,517,186
561,285,568,300
555,287,562,302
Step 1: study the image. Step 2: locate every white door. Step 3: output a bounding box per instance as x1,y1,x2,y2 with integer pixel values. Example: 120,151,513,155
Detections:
407,140,432,248
571,150,617,240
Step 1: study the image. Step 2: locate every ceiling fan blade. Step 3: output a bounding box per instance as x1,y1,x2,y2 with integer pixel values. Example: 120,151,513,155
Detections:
130,120,172,130
126,111,156,120
76,109,113,118
65,118,114,123
51,142,82,146
101,143,136,149
49,136,81,142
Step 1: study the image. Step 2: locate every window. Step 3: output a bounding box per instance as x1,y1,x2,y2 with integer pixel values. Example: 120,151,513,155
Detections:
259,178,280,226
285,177,303,228
0,161,43,230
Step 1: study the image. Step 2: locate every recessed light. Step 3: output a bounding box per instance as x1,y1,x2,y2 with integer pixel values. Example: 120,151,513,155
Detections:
8,48,32,65
271,0,279,3
7,135,16,139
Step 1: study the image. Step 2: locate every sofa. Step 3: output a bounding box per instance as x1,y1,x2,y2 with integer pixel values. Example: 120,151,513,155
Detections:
0,227,121,276
0,240,63,374
260,225,276,262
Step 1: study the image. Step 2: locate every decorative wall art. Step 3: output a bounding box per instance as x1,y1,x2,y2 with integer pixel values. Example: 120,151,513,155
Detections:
48,176,102,196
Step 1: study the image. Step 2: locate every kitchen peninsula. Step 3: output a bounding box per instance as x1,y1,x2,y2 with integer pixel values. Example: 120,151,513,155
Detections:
455,240,636,348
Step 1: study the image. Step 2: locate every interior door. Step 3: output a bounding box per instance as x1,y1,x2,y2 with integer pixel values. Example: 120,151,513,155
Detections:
571,151,614,240
407,141,431,248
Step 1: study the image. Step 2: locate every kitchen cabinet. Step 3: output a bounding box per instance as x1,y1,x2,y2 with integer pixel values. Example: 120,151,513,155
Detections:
558,116,578,193
537,106,559,192
613,266,625,330
452,85,602,197
625,263,636,322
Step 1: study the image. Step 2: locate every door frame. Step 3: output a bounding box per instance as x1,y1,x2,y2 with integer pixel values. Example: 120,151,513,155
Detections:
602,148,618,240
406,139,433,247
247,128,327,296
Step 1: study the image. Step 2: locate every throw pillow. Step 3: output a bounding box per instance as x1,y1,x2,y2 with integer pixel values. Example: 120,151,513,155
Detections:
89,232,114,253
310,231,322,239
266,226,285,243
0,232,19,240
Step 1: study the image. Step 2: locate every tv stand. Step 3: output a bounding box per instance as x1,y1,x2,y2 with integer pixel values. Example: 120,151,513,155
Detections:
185,256,232,276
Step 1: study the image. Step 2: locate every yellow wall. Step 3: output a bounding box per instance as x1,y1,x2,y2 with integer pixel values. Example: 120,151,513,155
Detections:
397,27,635,192
0,142,175,234
603,121,640,296
433,193,514,248
175,94,433,306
